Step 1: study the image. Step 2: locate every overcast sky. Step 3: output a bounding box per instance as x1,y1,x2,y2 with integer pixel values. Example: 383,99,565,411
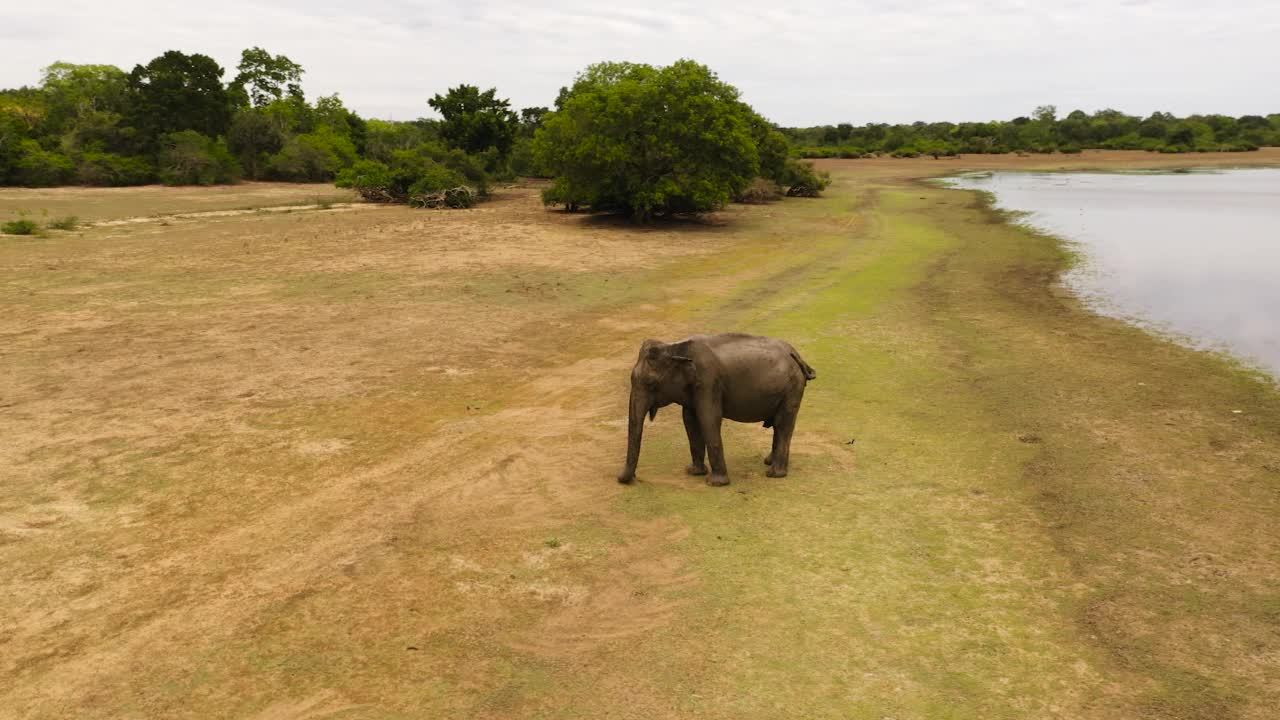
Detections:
3,1,1277,126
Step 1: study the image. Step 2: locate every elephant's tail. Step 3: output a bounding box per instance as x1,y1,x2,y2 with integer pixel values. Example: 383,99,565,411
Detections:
791,352,817,382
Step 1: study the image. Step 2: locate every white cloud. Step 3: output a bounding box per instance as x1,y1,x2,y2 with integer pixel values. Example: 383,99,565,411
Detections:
3,1,1276,125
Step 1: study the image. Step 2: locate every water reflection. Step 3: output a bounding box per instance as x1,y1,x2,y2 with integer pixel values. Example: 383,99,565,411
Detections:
945,168,1280,375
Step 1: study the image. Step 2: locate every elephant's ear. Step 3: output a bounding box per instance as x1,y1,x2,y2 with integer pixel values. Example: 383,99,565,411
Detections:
671,354,696,385
642,339,664,361
668,339,694,362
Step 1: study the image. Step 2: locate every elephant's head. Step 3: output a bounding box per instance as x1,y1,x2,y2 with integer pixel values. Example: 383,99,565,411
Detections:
618,339,696,484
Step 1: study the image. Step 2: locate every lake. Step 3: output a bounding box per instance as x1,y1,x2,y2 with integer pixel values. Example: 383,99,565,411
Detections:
944,167,1280,376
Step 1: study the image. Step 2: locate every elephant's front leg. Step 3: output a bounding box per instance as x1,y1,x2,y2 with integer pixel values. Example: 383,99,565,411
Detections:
696,396,729,486
764,428,780,468
682,405,707,476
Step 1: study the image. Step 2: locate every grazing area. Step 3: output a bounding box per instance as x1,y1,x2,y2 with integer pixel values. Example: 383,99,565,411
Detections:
2,149,1279,719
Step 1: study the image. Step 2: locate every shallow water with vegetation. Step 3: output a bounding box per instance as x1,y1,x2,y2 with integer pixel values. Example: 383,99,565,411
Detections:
946,168,1280,375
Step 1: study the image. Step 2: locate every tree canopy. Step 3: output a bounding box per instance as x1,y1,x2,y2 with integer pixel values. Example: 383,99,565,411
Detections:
1,50,395,188
787,107,1278,157
428,85,519,157
533,60,763,221
126,51,232,143
231,47,304,108
531,60,826,220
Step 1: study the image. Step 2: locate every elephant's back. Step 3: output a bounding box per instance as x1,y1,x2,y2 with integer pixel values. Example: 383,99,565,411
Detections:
708,335,808,393
702,334,798,367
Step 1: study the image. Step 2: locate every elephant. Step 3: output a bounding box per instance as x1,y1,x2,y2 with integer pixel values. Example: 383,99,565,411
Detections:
617,333,817,487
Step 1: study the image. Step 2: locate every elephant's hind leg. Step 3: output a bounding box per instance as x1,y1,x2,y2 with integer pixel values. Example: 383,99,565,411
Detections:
682,405,708,476
763,399,784,466
766,402,801,478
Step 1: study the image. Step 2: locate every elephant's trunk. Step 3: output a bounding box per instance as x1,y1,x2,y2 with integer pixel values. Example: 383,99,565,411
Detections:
618,386,649,483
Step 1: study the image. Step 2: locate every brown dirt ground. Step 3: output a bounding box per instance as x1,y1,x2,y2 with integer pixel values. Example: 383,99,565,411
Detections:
1,182,748,718
0,182,357,224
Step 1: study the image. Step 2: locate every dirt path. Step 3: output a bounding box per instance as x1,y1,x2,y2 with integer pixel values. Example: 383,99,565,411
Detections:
0,182,356,224
3,153,1279,718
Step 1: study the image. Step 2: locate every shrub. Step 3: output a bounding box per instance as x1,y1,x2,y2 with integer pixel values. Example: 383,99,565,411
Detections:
267,127,356,181
335,160,400,202
407,162,467,197
471,146,516,180
13,140,74,186
431,147,489,193
734,177,783,204
335,147,483,210
409,186,478,209
47,215,79,230
540,183,580,212
76,152,154,186
777,159,830,197
508,135,547,177
158,130,241,185
3,218,39,235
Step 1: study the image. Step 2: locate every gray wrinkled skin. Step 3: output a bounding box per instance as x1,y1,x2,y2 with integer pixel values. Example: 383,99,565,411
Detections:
617,333,816,487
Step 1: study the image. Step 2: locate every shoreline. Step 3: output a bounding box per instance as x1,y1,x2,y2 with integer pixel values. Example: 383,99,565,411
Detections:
936,164,1280,381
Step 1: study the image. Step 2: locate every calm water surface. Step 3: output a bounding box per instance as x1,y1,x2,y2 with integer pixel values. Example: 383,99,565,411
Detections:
945,168,1280,375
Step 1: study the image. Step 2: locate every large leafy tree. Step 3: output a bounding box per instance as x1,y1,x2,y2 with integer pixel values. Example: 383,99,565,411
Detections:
226,108,284,178
231,47,304,108
533,60,759,221
427,85,518,157
126,51,232,144
40,63,130,142
519,106,548,135
0,89,44,183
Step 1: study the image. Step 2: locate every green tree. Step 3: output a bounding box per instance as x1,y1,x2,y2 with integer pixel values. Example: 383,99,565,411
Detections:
0,89,44,183
127,51,232,144
519,107,549,136
231,47,304,108
533,60,760,221
743,110,790,184
156,130,240,185
1138,112,1174,140
427,85,518,157
267,126,356,181
1033,104,1057,123
364,119,439,162
13,139,75,185
312,94,367,154
39,63,130,144
226,108,285,178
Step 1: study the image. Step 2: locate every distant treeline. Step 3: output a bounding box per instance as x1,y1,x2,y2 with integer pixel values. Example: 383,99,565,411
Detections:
785,106,1279,158
8,51,1274,194
0,49,542,191
0,51,829,219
